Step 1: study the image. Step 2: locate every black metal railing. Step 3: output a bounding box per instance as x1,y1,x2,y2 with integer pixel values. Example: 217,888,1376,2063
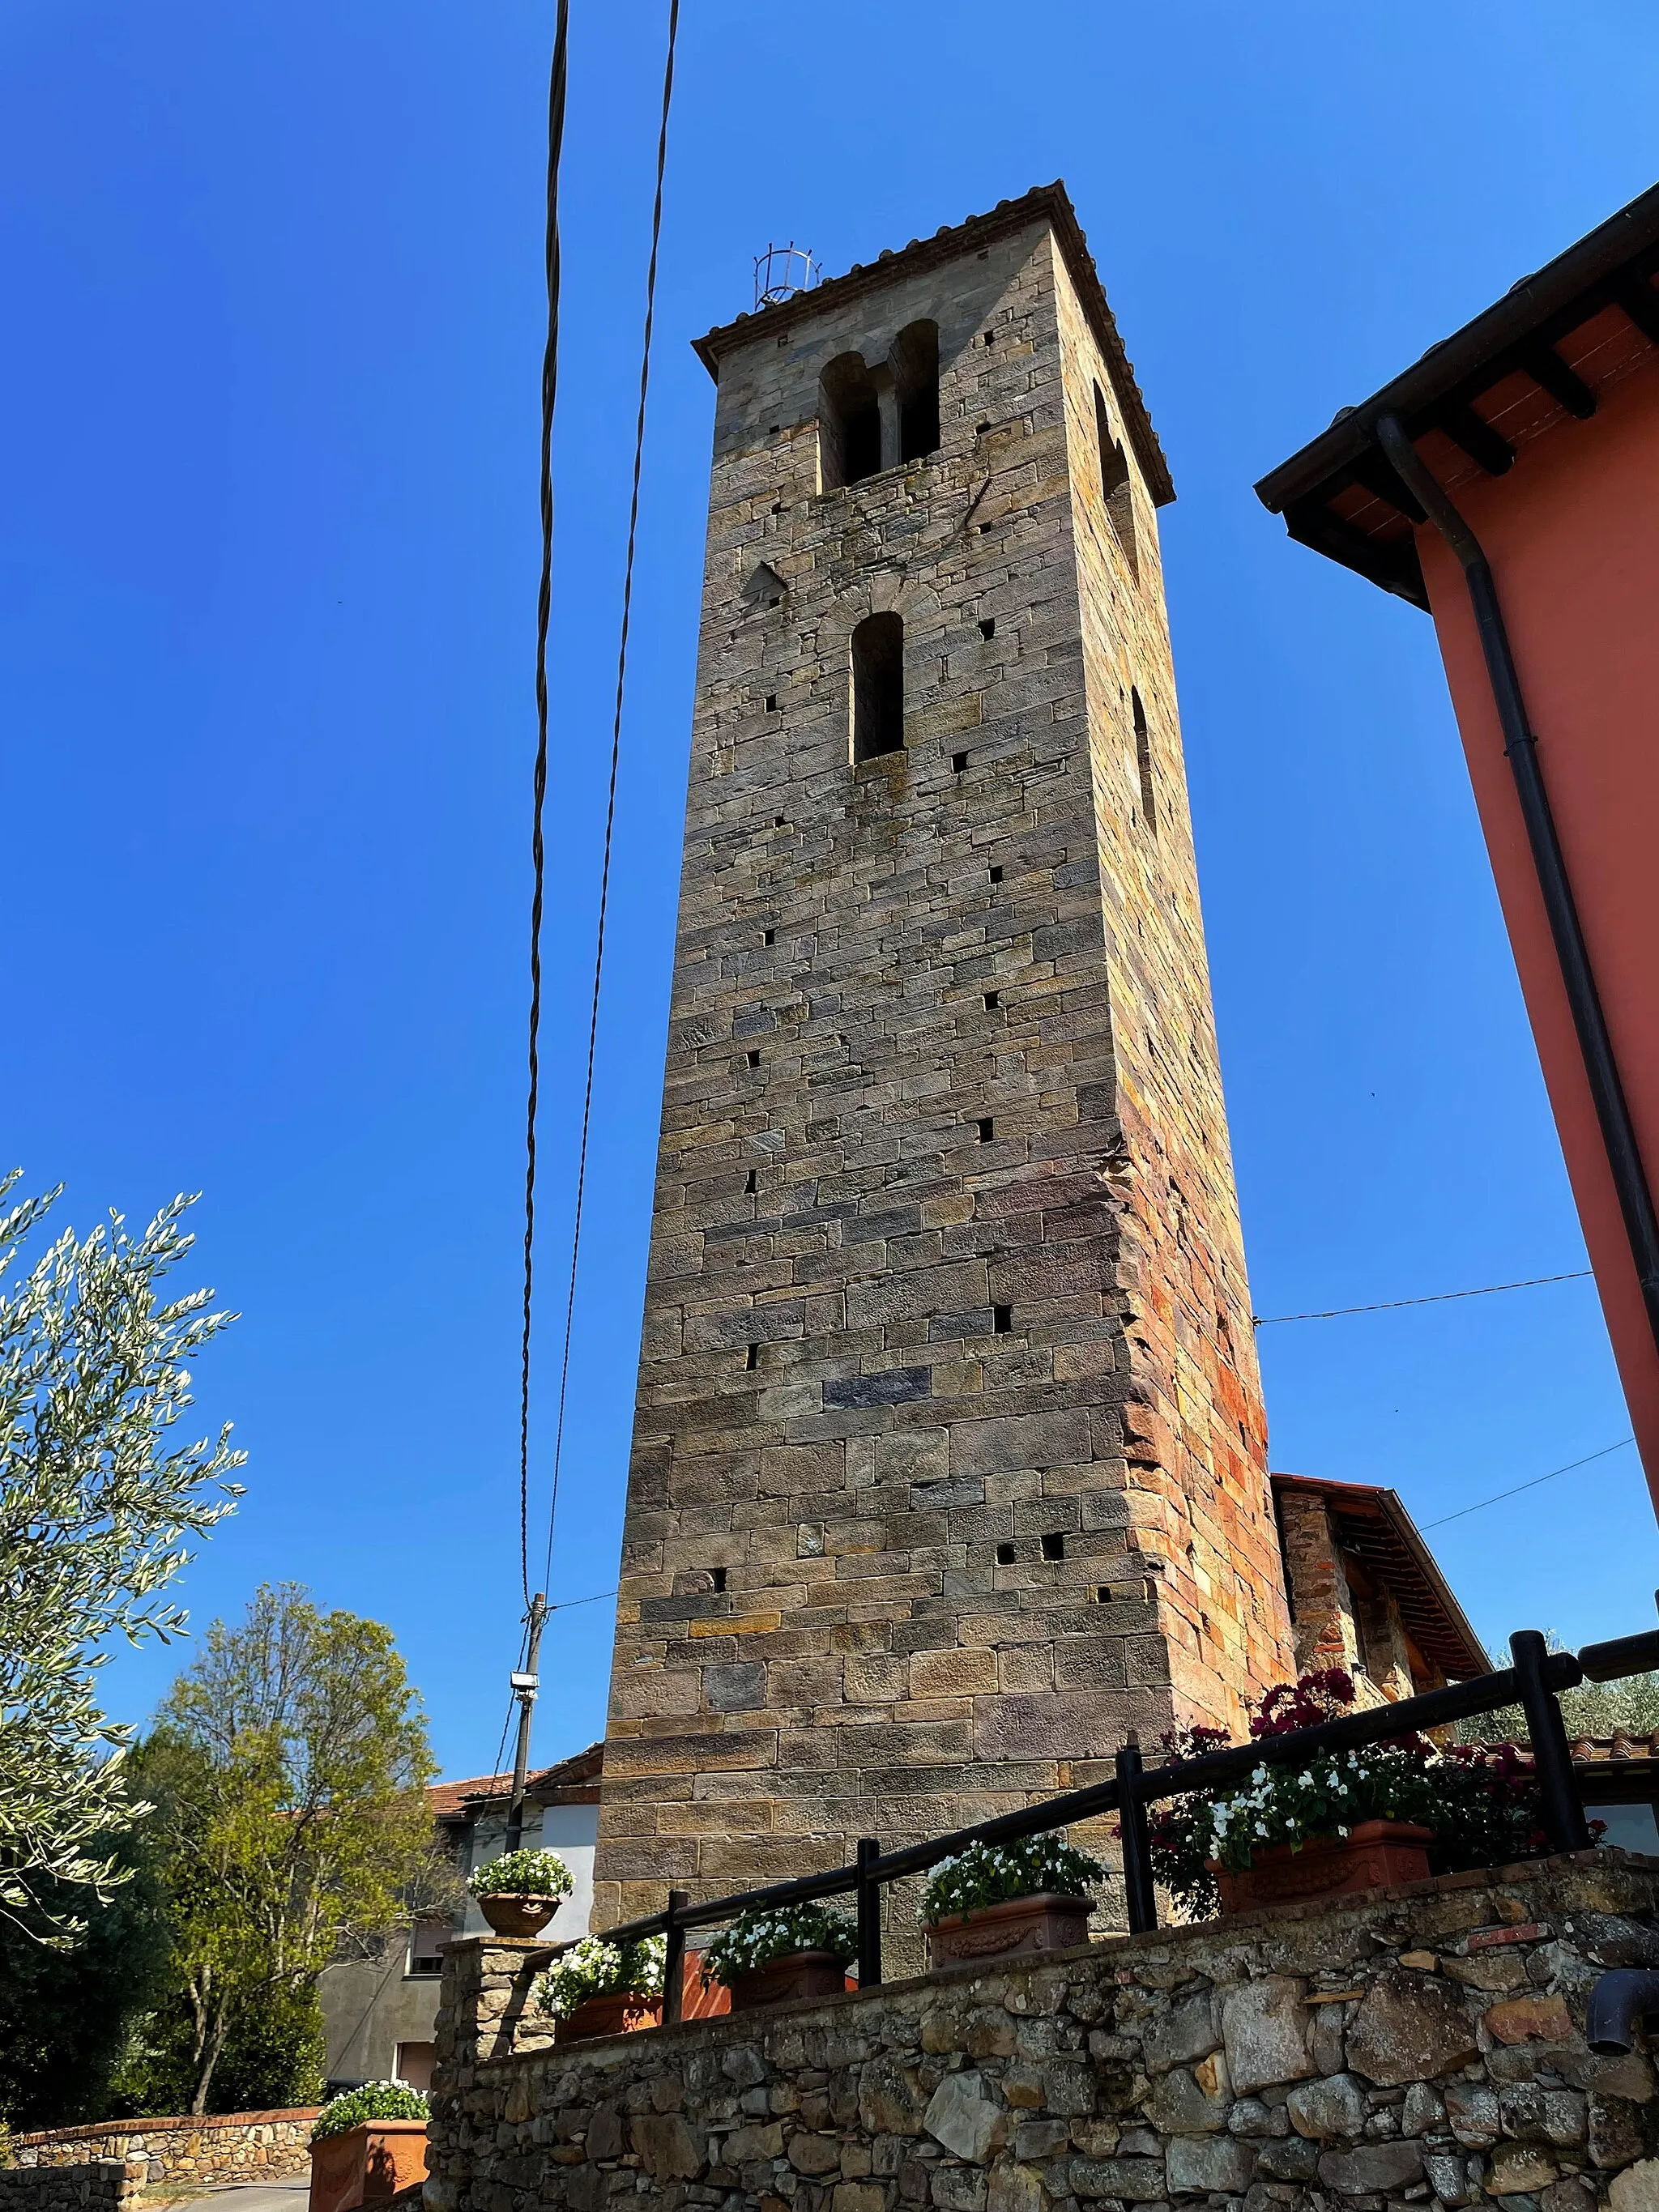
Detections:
539,1611,1659,2026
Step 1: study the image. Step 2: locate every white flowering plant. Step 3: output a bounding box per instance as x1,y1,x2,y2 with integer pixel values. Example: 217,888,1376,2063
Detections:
919,1835,1106,1926
532,1933,666,2019
1143,1670,1546,1919
700,1901,855,1987
467,1847,573,1899
311,2082,429,2142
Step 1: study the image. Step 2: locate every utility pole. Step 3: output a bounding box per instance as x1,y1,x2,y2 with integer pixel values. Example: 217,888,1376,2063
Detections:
503,1593,548,1856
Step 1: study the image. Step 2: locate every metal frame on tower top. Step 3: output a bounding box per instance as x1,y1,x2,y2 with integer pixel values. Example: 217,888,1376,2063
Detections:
753,241,819,310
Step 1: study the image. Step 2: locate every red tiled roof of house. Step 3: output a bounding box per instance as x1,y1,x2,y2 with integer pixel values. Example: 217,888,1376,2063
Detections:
427,1741,603,1819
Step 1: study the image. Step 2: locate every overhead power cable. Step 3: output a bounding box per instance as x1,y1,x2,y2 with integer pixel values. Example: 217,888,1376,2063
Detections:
518,0,572,1607
540,0,681,1594
1421,1435,1636,1529
1252,1268,1593,1328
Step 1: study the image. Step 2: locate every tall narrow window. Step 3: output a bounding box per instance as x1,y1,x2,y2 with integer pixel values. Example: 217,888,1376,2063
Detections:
891,319,940,462
1094,381,1139,579
1132,686,1156,832
851,612,904,761
819,352,881,488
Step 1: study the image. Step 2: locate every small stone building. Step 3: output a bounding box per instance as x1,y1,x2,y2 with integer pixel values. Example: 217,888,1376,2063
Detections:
1273,1474,1487,1704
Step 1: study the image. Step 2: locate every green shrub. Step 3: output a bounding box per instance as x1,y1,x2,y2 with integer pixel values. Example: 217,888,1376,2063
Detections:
467,1848,572,1900
919,1837,1105,1926
532,1935,666,2020
700,1903,855,1987
311,2082,429,2142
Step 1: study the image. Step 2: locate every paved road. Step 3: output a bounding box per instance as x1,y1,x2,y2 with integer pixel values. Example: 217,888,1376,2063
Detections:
157,2182,310,2212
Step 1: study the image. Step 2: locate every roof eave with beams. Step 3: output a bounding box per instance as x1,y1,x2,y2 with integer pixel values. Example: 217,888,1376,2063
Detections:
1273,1473,1489,1682
1255,181,1659,611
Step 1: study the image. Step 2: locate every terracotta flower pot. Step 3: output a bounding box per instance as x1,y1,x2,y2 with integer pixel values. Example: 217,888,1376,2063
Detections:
924,1892,1093,1970
478,1892,563,1938
723,1949,851,2011
308,2122,429,2212
556,1992,663,2042
1209,1820,1434,1914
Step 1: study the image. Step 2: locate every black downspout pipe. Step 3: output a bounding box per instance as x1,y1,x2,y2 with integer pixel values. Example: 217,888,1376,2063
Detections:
1375,413,1659,1377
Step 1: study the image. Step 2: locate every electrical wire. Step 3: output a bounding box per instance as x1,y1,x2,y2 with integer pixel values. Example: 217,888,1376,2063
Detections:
1421,1435,1636,1529
1252,1268,1593,1328
518,0,572,1608
547,1586,618,1613
540,0,680,1594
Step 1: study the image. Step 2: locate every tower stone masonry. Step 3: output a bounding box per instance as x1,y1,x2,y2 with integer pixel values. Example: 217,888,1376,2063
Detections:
591,183,1294,1941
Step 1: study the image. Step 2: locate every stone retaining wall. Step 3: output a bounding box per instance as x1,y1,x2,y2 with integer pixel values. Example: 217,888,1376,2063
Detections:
428,1852,1659,2212
15,2111,319,2187
0,2163,142,2212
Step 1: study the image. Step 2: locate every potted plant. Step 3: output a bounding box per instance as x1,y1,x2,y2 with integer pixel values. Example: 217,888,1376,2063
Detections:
919,1835,1104,1968
701,1901,855,2011
1145,1670,1547,1919
534,1933,667,2041
467,1845,574,1938
308,2083,429,2212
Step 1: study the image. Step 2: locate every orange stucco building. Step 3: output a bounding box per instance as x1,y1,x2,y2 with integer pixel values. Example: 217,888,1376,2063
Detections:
1257,184,1659,1512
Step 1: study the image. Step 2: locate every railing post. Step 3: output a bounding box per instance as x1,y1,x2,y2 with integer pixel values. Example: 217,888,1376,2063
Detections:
856,1837,883,1988
662,1888,689,2024
1511,1630,1592,1854
1115,1740,1158,1935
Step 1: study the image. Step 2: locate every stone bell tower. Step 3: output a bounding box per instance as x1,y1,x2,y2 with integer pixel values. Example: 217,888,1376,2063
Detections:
591,183,1294,1933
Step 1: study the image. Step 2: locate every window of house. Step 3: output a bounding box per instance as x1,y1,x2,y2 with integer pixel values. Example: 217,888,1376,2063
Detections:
407,1920,450,1976
891,320,940,462
395,2042,437,2093
1094,381,1139,578
819,352,882,488
1132,686,1156,833
851,612,904,761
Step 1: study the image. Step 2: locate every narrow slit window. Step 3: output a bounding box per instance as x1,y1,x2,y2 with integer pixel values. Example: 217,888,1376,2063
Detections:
851,612,904,761
891,319,940,463
979,617,996,640
1094,380,1139,579
953,751,968,773
983,990,999,1010
819,352,882,488
1132,686,1156,833
745,1343,759,1370
763,927,774,944
710,1566,727,1592
995,1541,1016,1566
746,1049,761,1068
989,864,1003,884
766,693,777,711
993,1304,1013,1334
976,1117,995,1143
1041,1531,1065,1561
744,1169,757,1194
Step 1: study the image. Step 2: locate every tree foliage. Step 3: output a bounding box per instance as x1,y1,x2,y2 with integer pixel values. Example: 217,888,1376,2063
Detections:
0,1174,243,1940
141,1583,441,2113
0,1812,172,2129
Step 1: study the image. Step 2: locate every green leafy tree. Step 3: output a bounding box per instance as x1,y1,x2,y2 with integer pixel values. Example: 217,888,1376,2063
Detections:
0,1174,243,1941
0,1812,172,2128
143,1584,440,2113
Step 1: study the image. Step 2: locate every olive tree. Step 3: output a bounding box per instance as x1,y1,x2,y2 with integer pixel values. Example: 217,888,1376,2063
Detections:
0,1174,243,1941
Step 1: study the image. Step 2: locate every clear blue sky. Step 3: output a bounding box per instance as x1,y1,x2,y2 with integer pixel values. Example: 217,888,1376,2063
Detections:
5,0,1657,1780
